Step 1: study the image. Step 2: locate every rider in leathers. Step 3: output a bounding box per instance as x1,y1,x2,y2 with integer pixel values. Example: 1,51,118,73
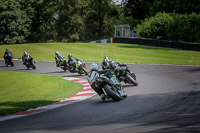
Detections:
22,51,32,65
101,56,110,69
67,54,82,71
55,51,65,67
88,63,112,100
3,48,13,62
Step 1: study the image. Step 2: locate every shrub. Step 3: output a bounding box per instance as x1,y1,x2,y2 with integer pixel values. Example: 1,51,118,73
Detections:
135,12,200,43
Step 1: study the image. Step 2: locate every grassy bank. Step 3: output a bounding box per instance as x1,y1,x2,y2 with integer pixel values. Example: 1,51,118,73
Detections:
0,43,200,65
0,71,82,116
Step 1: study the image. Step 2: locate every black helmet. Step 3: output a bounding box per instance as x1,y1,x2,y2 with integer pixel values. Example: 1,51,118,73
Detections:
103,56,109,62
102,56,109,67
6,48,9,51
68,54,72,59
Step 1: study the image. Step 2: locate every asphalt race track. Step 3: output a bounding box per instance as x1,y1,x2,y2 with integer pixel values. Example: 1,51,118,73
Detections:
0,60,200,133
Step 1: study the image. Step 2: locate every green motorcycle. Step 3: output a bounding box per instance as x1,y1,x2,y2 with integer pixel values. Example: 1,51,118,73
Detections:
56,57,68,71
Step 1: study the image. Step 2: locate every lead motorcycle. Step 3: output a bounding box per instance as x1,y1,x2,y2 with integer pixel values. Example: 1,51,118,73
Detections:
68,60,88,75
88,69,127,101
4,56,14,67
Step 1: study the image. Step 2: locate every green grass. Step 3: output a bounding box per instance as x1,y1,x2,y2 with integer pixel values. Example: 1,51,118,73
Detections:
0,43,200,65
0,71,82,116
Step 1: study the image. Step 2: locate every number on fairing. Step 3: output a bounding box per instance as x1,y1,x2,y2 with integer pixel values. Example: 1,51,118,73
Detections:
88,71,99,84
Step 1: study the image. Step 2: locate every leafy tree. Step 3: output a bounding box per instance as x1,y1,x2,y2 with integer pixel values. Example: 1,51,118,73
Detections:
0,0,34,44
53,0,89,42
166,13,200,43
136,12,200,43
123,0,155,20
83,0,119,41
135,12,173,39
149,0,200,16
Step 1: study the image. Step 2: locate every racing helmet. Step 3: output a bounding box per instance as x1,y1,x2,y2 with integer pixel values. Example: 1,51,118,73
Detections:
102,56,109,67
90,63,98,70
68,54,72,58
103,56,109,61
55,51,59,55
24,51,27,55
108,60,115,69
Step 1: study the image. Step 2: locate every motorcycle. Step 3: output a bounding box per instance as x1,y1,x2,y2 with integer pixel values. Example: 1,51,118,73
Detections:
116,63,138,86
102,61,138,86
68,60,88,75
24,57,36,69
56,57,68,71
88,70,127,101
4,57,14,67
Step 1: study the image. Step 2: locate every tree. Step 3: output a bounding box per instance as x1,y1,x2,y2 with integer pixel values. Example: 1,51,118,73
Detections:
149,0,200,16
53,0,89,42
83,0,119,41
123,0,155,20
135,12,173,39
135,12,200,43
0,0,34,44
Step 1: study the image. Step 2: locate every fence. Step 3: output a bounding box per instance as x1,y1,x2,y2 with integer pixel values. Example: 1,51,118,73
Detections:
113,37,200,51
90,38,113,43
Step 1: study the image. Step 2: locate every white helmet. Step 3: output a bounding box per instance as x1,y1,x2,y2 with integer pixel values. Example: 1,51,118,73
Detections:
90,63,98,70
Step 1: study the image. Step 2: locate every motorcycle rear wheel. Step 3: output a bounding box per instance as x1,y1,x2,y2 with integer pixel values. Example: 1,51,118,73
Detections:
11,61,14,67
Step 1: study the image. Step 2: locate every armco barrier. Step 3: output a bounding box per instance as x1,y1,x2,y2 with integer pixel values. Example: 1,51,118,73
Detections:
90,37,113,43
113,37,200,51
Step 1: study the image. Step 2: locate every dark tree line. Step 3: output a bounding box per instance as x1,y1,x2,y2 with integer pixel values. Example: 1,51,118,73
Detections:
0,0,200,44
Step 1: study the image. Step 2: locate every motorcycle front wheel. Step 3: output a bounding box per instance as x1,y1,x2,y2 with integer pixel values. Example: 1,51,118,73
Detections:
32,64,36,69
79,66,88,75
126,73,138,86
104,84,121,101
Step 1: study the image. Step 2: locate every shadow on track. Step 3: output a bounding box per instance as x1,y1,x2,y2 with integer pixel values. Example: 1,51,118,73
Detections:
1,91,199,133
0,100,57,116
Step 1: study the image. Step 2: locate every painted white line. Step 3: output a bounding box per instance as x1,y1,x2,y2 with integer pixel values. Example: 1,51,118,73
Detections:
0,115,25,122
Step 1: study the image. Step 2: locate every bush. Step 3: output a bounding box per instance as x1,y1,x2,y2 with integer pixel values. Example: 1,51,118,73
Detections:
166,13,200,43
135,12,200,43
135,12,173,39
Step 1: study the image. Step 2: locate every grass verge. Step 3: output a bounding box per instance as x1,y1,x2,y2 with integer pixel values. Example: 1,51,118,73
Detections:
0,43,200,65
0,71,82,116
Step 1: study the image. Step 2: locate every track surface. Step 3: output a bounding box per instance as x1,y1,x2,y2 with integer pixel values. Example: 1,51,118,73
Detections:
0,60,200,133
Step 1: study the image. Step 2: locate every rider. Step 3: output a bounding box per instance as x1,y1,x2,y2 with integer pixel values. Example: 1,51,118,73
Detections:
22,51,32,65
67,54,82,71
101,56,110,69
55,51,65,67
3,48,13,59
108,60,136,82
88,63,111,100
3,48,13,62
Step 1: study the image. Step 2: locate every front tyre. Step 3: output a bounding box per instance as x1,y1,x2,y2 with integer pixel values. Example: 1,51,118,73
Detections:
63,60,68,71
104,85,121,101
80,66,88,75
32,64,36,69
126,73,138,86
